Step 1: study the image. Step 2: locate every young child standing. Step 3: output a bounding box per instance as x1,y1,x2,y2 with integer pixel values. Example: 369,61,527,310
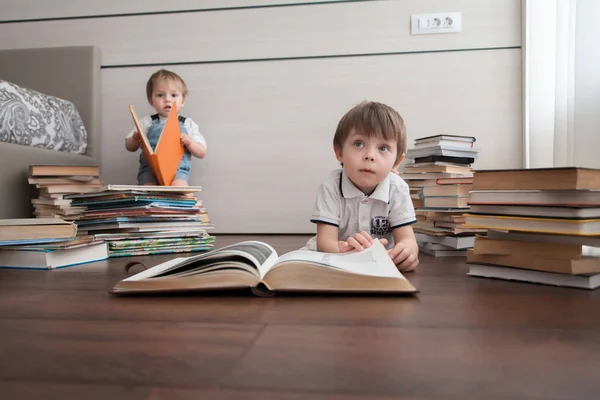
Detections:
125,69,207,186
305,101,419,271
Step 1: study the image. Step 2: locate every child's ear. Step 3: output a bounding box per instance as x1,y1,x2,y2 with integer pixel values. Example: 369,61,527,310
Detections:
393,153,405,171
334,145,343,163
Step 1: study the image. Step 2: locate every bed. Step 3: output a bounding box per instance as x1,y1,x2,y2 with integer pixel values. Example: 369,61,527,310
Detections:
0,46,101,218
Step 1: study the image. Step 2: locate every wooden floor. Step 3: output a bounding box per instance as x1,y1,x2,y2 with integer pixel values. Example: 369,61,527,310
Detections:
0,234,599,399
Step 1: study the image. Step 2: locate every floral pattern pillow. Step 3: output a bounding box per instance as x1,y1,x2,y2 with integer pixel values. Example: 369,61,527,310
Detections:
0,80,87,154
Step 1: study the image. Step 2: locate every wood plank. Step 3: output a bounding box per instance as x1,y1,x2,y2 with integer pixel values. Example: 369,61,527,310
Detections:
0,259,598,329
0,381,417,400
0,1,520,66
0,234,598,399
226,324,600,399
0,0,348,21
0,319,262,386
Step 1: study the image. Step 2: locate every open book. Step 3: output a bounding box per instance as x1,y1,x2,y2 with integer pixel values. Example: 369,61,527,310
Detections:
111,239,418,296
129,102,185,186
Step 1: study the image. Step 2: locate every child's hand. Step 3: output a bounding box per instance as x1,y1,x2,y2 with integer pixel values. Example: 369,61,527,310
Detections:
180,133,192,148
338,231,388,253
132,131,141,144
388,243,419,272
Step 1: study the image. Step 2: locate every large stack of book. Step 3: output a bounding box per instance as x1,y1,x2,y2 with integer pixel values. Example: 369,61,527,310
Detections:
28,164,216,258
0,218,108,269
464,167,600,290
402,134,484,256
64,185,215,257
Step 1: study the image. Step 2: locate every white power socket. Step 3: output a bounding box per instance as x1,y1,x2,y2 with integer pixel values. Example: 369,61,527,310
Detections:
411,12,462,35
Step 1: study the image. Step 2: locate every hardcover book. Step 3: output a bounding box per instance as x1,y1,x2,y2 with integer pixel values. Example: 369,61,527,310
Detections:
129,103,185,186
111,239,418,296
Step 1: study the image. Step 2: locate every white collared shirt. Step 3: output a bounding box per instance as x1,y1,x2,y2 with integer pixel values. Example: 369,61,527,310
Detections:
304,169,416,250
126,115,207,148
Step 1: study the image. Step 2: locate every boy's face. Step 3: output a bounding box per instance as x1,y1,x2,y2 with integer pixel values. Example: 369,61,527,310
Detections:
149,79,186,118
335,128,400,195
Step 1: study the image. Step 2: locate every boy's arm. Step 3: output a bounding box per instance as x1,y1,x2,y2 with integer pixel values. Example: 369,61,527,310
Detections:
182,119,207,159
316,223,342,253
181,137,207,158
389,225,419,271
125,131,140,152
125,116,150,152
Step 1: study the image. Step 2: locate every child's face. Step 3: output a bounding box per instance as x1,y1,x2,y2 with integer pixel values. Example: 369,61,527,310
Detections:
148,79,186,118
335,128,399,195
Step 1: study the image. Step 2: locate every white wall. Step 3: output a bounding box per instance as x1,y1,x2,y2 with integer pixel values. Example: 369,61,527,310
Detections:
0,0,522,233
524,0,600,169
573,0,600,167
522,0,559,168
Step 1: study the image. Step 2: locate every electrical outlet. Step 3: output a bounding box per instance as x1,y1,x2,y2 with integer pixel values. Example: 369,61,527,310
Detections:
411,12,462,35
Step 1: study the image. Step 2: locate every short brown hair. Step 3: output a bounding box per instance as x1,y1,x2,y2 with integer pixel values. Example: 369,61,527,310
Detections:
333,101,407,164
146,69,189,101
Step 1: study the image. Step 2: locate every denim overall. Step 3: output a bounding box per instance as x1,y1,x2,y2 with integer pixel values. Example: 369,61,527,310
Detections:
137,114,192,185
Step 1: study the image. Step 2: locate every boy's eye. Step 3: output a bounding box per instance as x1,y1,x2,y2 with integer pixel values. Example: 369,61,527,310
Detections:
379,145,390,152
352,140,364,148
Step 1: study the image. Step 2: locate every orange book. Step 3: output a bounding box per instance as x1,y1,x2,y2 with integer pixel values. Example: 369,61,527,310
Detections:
129,102,185,186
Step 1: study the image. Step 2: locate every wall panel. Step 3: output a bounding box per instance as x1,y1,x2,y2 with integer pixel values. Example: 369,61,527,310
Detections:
0,0,350,21
102,49,522,233
0,0,523,233
0,1,520,66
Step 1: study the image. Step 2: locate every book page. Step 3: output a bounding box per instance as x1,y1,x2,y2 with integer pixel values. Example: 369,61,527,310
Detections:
583,246,600,257
128,105,153,155
154,102,185,186
120,241,278,282
0,218,72,226
123,257,189,281
271,239,404,279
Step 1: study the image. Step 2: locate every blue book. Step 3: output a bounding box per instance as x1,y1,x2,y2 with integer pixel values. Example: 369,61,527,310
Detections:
0,241,108,270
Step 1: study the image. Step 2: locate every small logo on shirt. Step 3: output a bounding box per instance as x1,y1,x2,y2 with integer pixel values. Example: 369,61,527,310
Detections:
371,216,390,236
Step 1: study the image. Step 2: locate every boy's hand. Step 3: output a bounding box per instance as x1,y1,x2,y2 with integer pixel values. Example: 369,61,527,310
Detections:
388,243,419,272
338,231,389,253
125,131,142,152
132,131,141,144
180,133,192,148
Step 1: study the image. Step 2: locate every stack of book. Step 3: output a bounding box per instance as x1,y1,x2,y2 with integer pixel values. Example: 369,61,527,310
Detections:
0,218,108,269
64,185,215,257
20,164,111,269
29,164,103,219
27,163,216,258
402,134,483,256
464,167,600,290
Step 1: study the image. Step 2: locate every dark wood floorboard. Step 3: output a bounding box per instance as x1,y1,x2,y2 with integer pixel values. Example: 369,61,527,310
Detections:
0,381,476,400
0,234,598,399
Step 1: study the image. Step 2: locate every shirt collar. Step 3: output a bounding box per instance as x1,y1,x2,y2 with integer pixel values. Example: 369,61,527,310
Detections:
340,170,390,203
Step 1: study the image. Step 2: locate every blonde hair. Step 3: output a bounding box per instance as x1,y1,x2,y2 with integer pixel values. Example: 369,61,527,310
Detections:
146,69,189,101
333,101,407,164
